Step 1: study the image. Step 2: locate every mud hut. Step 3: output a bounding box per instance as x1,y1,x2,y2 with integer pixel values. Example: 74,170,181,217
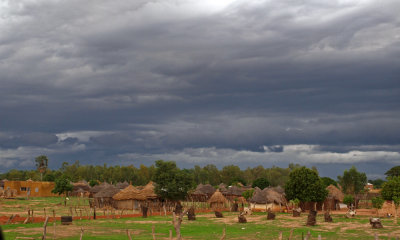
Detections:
113,185,145,210
250,187,287,212
94,185,120,208
324,185,344,211
208,190,228,210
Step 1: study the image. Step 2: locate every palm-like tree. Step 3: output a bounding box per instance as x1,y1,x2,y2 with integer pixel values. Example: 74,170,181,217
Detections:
35,155,48,181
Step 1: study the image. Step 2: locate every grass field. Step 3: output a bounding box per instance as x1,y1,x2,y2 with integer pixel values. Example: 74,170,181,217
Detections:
1,197,400,239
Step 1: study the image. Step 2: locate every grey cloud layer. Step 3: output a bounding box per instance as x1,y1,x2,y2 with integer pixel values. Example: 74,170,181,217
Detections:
0,0,399,176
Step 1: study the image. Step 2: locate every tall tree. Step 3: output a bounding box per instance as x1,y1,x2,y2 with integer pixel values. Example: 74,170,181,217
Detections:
285,167,328,209
337,166,367,195
321,177,338,188
252,178,270,189
385,166,400,178
153,160,194,202
52,175,73,206
35,155,49,181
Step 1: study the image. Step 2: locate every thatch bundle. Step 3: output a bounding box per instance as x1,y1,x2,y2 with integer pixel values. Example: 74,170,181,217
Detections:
94,185,120,198
208,190,228,204
113,185,144,201
326,185,344,201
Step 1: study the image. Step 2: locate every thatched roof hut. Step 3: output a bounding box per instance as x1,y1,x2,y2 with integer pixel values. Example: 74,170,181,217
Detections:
73,181,91,192
208,190,228,204
141,181,158,199
250,187,286,205
94,185,120,199
193,184,216,196
326,185,344,202
115,181,129,190
90,182,110,195
226,186,244,196
113,185,145,201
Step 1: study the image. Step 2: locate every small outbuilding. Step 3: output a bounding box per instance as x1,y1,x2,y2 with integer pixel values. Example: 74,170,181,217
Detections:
208,190,228,210
113,185,145,210
250,187,287,212
94,185,120,208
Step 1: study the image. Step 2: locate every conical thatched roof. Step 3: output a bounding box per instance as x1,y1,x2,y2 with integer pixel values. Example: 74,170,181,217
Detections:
113,185,144,201
94,185,119,198
250,187,286,205
273,186,285,195
193,184,216,195
140,181,158,199
265,188,286,205
115,181,130,189
226,186,244,196
326,185,344,201
73,181,91,192
208,190,228,203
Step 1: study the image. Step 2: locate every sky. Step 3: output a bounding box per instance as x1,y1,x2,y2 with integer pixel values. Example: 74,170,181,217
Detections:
0,0,399,179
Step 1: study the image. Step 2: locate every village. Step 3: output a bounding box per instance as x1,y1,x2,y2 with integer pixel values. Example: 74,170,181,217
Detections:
1,160,400,239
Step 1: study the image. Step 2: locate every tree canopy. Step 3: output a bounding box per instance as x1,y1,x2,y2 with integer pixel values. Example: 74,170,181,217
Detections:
252,177,270,189
285,167,328,203
321,177,338,188
381,176,400,201
153,160,194,201
385,166,400,178
337,166,367,195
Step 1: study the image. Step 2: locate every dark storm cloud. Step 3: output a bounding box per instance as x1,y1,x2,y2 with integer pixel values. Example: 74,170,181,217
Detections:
0,0,399,176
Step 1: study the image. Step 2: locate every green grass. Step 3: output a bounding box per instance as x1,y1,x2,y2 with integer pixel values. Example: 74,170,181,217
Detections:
2,198,400,239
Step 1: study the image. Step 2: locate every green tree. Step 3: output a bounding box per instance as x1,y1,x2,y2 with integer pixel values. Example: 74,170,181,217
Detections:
89,179,99,187
35,155,49,181
285,167,328,210
385,166,400,178
371,197,384,217
221,165,243,185
337,166,367,195
252,178,270,189
343,195,355,208
321,177,338,188
52,176,73,206
381,176,400,224
153,160,194,202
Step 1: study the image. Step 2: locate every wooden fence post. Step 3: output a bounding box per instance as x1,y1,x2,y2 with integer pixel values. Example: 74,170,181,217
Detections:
79,228,84,240
53,210,56,240
41,216,49,240
289,229,294,240
6,214,15,224
278,231,283,240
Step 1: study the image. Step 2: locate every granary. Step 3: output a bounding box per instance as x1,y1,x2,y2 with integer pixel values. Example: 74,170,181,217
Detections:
113,185,145,210
3,180,58,197
249,187,287,212
71,180,91,197
323,185,344,211
189,184,216,202
208,189,228,210
89,182,110,198
94,184,120,208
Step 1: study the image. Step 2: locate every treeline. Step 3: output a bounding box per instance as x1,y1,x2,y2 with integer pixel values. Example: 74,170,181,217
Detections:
1,161,305,187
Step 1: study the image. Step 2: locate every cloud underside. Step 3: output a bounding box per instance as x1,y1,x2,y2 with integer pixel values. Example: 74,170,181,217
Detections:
0,0,399,176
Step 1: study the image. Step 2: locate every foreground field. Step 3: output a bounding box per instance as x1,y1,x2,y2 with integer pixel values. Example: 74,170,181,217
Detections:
1,198,400,239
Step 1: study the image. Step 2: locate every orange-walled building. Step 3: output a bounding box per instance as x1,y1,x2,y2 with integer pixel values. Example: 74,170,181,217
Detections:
3,180,58,197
